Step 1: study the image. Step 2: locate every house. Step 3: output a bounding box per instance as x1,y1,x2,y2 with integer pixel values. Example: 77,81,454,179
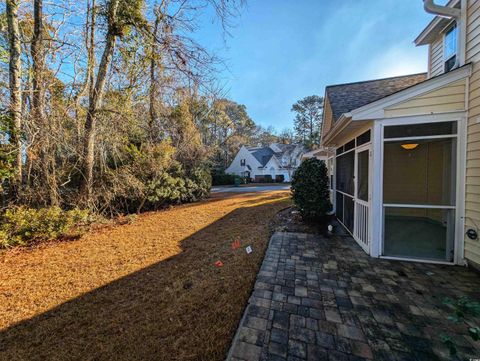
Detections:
321,0,480,268
225,143,305,182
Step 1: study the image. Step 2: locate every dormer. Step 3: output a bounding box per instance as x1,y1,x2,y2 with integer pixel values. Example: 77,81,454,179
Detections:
415,0,464,78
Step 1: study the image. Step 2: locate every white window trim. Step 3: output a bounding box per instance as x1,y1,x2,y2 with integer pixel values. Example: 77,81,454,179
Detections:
443,22,458,73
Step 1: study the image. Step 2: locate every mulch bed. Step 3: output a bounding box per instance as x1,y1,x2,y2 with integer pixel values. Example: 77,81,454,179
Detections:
0,191,290,361
269,205,330,235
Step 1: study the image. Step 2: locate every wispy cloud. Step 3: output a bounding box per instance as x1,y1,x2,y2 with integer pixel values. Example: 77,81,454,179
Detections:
363,41,428,79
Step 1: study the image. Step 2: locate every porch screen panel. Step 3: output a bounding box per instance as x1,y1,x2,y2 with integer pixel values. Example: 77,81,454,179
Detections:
344,195,354,233
336,192,344,223
357,150,369,202
382,123,458,262
384,121,457,138
384,207,455,262
336,151,354,196
383,138,456,206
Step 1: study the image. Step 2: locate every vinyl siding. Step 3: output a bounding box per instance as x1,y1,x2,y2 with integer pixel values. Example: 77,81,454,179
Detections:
465,0,480,266
466,0,480,61
321,95,334,143
383,79,466,118
429,36,444,77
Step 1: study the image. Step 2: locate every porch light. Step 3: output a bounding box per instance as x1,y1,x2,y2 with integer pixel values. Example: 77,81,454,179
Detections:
401,143,419,150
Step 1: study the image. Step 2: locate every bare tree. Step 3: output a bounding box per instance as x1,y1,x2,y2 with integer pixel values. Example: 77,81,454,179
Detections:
81,0,120,204
31,0,59,205
6,0,22,193
149,5,161,131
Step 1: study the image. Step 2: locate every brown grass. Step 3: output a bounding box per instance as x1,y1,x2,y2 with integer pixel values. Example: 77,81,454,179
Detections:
0,191,290,361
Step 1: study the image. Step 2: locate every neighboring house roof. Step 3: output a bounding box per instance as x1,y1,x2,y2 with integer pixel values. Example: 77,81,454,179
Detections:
325,73,428,121
246,143,304,167
250,147,275,166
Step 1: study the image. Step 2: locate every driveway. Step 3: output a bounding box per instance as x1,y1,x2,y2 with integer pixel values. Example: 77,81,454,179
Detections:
211,184,290,193
227,231,480,361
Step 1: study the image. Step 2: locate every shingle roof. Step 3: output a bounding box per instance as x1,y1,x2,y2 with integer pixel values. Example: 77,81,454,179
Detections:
251,147,275,166
248,144,304,167
326,73,428,121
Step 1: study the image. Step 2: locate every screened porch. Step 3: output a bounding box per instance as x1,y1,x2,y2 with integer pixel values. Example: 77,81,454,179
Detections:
330,118,463,264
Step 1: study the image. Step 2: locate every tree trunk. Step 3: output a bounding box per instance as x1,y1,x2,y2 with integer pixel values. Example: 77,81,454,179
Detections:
74,0,96,141
32,0,58,205
6,0,22,196
149,12,160,131
87,0,96,100
81,0,119,204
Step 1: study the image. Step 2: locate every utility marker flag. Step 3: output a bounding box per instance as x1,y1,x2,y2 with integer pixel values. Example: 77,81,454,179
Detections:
231,239,241,250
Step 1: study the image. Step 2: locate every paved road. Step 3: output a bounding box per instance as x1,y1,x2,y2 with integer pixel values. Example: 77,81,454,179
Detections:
211,184,290,193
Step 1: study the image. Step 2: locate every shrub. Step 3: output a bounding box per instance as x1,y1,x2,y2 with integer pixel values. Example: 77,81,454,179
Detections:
0,206,91,248
211,170,236,186
291,158,332,221
184,166,212,201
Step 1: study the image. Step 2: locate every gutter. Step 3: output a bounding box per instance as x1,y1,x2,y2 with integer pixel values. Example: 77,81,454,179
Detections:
422,0,462,68
423,0,460,18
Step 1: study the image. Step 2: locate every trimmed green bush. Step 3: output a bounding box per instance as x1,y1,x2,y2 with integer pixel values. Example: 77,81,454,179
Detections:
211,170,236,186
291,158,332,221
0,206,91,248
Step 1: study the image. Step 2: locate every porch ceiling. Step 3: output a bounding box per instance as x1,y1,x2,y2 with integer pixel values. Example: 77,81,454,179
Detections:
322,118,372,148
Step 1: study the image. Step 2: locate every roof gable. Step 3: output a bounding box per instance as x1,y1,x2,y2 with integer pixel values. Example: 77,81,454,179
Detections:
325,73,428,121
351,64,471,120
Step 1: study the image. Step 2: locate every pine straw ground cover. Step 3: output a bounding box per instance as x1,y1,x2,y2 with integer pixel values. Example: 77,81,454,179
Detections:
0,191,290,361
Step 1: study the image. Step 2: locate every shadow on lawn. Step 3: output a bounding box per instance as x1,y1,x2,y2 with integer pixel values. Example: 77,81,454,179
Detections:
0,193,289,361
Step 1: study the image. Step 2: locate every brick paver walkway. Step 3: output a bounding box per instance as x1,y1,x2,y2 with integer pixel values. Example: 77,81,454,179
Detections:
227,231,480,361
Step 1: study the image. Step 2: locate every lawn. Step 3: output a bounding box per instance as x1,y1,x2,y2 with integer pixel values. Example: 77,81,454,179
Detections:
0,191,290,361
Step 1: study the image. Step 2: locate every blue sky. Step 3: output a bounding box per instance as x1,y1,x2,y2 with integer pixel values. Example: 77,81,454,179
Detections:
196,0,443,131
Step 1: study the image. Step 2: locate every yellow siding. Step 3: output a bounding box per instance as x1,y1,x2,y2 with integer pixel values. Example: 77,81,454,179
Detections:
429,36,444,77
383,79,466,118
465,0,480,267
321,95,334,143
466,0,480,62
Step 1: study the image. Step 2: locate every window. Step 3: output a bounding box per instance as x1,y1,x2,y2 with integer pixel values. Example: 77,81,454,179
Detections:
240,159,246,166
444,24,457,72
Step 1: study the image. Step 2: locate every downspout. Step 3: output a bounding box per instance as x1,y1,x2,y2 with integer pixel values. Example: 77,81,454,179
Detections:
423,0,463,68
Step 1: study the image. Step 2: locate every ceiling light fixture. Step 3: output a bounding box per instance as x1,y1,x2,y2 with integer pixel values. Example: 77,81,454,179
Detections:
401,143,419,150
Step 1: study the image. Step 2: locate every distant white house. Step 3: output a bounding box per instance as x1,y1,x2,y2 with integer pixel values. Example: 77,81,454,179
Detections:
225,143,306,182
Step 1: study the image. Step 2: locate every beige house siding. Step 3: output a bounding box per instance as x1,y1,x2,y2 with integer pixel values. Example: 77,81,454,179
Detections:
383,79,466,118
465,0,480,266
429,36,444,77
466,0,480,61
321,95,334,139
